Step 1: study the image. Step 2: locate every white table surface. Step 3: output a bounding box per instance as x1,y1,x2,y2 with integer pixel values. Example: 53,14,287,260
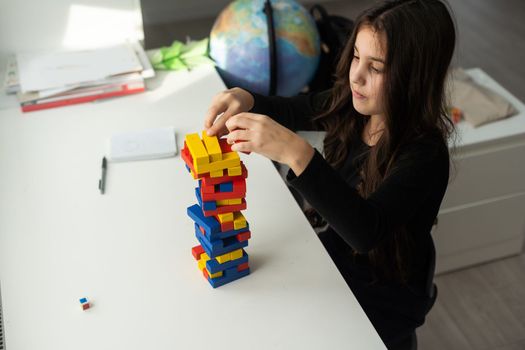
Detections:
0,65,386,350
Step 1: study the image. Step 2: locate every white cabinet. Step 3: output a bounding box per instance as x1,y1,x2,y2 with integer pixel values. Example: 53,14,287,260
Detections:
433,68,525,274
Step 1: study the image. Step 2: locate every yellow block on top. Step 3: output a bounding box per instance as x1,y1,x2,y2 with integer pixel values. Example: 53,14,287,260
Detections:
201,131,222,162
185,133,209,166
194,151,241,175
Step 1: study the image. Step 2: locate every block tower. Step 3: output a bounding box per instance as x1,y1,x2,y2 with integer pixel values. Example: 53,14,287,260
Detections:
181,131,251,288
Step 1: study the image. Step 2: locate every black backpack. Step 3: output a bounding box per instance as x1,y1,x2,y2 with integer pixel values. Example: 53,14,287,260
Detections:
307,4,354,93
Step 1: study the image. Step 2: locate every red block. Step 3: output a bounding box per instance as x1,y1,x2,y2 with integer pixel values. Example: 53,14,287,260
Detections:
82,303,91,310
236,231,251,242
219,220,234,232
218,138,233,153
200,178,246,201
237,262,249,272
192,245,205,260
202,200,247,217
201,163,248,186
202,268,209,280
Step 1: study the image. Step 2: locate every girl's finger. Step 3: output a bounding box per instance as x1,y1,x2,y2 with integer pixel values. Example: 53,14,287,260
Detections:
225,113,258,132
230,140,253,153
227,128,252,144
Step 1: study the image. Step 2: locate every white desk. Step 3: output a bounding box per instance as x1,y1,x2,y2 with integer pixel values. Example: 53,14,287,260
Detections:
0,66,386,350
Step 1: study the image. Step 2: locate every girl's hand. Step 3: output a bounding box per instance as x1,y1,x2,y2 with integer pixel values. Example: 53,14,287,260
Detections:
204,87,255,137
225,113,314,176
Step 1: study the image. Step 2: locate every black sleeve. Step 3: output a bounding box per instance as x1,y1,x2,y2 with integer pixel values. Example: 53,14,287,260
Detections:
286,143,449,253
248,90,331,131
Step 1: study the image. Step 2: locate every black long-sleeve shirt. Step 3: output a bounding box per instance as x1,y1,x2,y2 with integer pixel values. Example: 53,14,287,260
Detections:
250,91,450,347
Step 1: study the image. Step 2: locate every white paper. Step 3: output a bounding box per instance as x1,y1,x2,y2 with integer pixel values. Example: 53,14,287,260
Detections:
108,127,177,162
17,44,143,92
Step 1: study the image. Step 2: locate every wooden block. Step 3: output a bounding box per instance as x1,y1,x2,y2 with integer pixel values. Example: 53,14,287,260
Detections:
210,170,223,178
201,163,248,186
228,198,242,205
219,182,233,192
192,245,205,260
220,221,234,232
237,262,249,272
217,212,234,223
236,231,251,242
185,134,209,166
233,212,247,230
202,131,222,162
209,269,223,278
202,200,247,217
230,248,243,260
227,165,242,176
216,252,232,264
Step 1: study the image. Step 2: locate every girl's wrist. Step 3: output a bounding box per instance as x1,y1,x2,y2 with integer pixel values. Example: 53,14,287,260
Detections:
287,136,315,177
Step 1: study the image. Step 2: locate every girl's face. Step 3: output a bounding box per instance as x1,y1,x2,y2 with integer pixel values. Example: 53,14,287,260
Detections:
349,26,386,117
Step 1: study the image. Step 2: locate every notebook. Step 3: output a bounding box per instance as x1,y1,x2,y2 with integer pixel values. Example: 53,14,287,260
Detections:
108,127,177,162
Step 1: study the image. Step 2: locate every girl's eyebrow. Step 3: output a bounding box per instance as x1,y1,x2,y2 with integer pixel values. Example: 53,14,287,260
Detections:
354,45,385,63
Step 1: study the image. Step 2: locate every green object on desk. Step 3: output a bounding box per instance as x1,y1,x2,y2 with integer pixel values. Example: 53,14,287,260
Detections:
151,38,215,71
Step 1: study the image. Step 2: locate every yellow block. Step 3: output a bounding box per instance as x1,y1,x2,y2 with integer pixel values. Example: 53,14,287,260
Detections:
197,252,211,271
216,251,232,264
208,269,223,278
230,249,243,260
233,212,247,230
216,199,229,206
228,198,242,205
185,134,209,166
202,131,222,162
227,165,242,176
210,170,223,178
194,151,241,175
217,212,234,223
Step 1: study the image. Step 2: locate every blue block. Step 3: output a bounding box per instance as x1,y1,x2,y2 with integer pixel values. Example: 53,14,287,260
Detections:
206,250,249,274
185,164,191,173
207,265,250,288
219,181,233,192
196,225,245,252
79,297,88,304
187,204,220,234
195,188,216,211
196,230,248,258
195,223,249,241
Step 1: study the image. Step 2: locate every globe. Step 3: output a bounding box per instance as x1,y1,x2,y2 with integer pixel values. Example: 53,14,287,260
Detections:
209,0,321,97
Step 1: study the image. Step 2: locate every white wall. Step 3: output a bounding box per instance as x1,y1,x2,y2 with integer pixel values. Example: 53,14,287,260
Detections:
140,0,333,24
0,0,143,55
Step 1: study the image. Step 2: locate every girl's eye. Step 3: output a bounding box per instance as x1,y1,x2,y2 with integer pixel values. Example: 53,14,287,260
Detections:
353,55,360,61
370,66,383,73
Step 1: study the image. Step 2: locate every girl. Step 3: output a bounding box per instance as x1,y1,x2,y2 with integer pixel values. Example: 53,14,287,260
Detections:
204,0,456,348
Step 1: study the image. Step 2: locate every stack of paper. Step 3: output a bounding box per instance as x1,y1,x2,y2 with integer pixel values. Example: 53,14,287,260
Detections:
4,41,154,112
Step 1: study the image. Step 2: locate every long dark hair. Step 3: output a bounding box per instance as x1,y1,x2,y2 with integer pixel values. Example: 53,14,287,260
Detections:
313,0,456,283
